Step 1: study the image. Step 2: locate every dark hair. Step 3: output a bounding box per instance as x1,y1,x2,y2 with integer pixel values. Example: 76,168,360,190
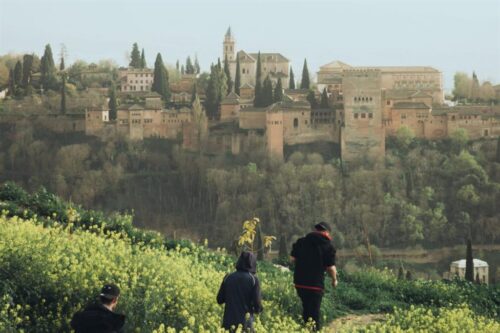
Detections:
100,295,117,305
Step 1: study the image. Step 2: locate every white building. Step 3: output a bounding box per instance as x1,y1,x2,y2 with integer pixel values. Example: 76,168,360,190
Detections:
449,259,489,284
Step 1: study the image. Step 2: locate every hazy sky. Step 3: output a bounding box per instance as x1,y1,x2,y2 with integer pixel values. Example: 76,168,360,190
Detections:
1,0,499,92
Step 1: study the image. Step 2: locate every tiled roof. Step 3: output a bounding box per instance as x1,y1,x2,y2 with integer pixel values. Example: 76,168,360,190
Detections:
393,102,430,109
221,92,240,105
249,52,289,63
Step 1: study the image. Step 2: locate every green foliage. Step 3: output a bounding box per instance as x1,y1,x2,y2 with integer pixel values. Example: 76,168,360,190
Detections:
465,239,474,282
140,48,146,68
320,88,329,108
129,43,141,68
152,53,171,104
307,90,317,109
223,55,232,94
300,59,310,90
234,56,241,96
108,82,117,120
289,67,295,90
262,75,274,107
274,78,283,102
254,52,263,107
40,44,57,90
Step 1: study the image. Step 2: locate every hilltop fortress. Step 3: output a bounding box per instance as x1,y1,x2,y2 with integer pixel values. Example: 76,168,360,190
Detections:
4,28,498,161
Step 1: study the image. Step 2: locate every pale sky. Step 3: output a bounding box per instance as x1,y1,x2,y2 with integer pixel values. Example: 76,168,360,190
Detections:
1,0,499,92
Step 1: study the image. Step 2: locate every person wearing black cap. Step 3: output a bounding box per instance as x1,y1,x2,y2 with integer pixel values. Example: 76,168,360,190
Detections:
216,251,263,332
290,222,337,331
71,283,126,333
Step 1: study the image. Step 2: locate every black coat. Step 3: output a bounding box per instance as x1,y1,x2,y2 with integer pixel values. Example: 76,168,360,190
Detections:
291,232,336,290
71,303,126,333
217,252,263,330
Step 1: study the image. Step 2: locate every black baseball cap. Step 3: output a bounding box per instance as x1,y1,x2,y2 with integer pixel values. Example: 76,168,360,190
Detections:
100,284,120,300
314,222,331,232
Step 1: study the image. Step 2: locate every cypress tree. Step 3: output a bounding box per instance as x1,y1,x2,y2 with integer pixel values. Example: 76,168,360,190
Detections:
274,77,284,102
13,61,23,87
278,234,288,260
234,55,241,96
465,238,474,282
152,53,171,104
398,267,404,280
217,59,228,100
289,67,295,89
108,83,117,120
129,43,141,68
186,56,194,74
191,82,197,104
140,49,147,68
301,59,310,89
496,136,500,163
262,76,273,107
205,64,220,119
320,88,329,108
40,44,56,90
307,90,318,109
475,272,481,284
194,55,200,74
254,52,263,107
22,54,34,89
8,69,15,96
60,56,66,114
224,55,233,94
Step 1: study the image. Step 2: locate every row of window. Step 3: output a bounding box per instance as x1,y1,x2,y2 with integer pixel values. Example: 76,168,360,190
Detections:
130,73,153,78
123,86,148,91
354,96,373,103
129,80,151,84
354,113,373,119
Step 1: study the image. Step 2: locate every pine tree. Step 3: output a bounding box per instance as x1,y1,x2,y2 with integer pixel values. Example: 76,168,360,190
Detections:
262,76,274,107
235,55,241,96
40,44,56,90
254,52,263,107
465,238,474,282
22,54,34,89
224,55,233,94
140,49,146,68
274,78,284,102
152,53,171,104
186,56,194,74
289,67,295,89
301,59,310,89
307,90,318,109
108,83,117,120
129,43,141,68
60,56,66,114
13,61,23,87
194,55,200,74
320,88,329,108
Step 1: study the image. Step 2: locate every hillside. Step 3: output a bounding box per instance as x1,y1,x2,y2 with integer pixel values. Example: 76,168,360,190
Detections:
0,186,499,332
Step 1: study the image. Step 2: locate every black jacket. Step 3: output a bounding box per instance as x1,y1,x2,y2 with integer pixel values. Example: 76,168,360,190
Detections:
217,252,263,330
71,303,126,333
291,232,336,290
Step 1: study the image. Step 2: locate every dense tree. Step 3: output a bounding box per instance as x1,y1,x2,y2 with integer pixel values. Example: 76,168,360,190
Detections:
254,52,263,107
274,78,283,102
108,83,117,120
300,59,310,89
152,53,171,103
262,76,274,107
140,49,147,68
234,56,241,96
223,56,233,94
60,57,66,114
306,90,317,109
194,55,200,74
129,43,141,68
289,67,295,90
21,54,34,89
13,61,23,87
186,56,195,74
40,44,57,90
465,238,474,282
320,88,329,108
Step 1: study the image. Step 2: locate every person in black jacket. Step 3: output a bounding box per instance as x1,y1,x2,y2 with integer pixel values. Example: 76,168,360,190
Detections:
71,283,126,333
217,251,263,332
291,222,337,331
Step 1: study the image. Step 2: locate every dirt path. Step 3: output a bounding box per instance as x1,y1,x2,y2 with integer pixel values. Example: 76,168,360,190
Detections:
327,313,386,332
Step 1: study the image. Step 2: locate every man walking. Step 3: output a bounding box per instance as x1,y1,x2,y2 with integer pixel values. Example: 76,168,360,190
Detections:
71,283,126,333
291,222,337,331
217,251,263,332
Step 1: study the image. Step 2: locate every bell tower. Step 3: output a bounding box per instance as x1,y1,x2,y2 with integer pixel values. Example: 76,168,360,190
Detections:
223,27,235,61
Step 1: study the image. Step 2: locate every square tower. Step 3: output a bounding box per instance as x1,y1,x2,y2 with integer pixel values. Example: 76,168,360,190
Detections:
341,69,385,161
